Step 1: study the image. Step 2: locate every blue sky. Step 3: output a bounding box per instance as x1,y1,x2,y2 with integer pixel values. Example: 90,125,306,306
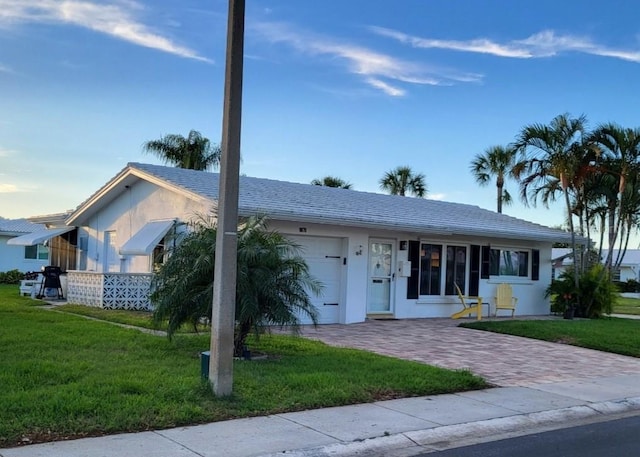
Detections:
1,0,639,236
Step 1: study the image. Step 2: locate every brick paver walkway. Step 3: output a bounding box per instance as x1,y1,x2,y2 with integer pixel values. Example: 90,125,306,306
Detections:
296,318,640,387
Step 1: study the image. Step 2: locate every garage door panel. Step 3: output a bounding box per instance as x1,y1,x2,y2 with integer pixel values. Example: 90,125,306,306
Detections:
289,236,343,324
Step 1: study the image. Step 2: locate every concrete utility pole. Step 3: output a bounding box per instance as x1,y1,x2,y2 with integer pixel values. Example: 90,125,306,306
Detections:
209,0,245,396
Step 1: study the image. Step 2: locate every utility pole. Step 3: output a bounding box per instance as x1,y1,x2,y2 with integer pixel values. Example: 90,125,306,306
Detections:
209,0,245,396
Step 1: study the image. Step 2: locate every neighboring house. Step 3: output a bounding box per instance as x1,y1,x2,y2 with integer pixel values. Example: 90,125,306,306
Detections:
0,217,49,272
63,162,575,321
6,211,77,272
551,248,640,282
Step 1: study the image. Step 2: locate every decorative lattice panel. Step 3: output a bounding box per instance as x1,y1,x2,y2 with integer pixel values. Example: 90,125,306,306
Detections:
102,274,153,310
66,271,103,307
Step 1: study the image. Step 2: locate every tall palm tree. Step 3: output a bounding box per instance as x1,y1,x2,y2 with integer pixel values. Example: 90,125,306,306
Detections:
515,113,593,290
470,145,517,213
379,166,427,197
311,176,352,189
143,130,221,171
590,123,640,271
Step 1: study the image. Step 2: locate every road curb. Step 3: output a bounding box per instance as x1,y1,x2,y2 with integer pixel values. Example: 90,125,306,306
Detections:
261,396,640,457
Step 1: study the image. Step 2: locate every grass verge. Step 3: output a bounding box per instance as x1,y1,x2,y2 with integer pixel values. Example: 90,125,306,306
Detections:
461,317,640,357
0,285,486,447
612,296,640,315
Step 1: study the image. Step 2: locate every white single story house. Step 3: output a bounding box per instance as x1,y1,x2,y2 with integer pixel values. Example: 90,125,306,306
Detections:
59,162,575,322
552,248,640,283
0,218,49,273
5,212,78,273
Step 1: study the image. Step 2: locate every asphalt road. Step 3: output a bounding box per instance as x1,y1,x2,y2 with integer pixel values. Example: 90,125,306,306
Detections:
422,414,640,456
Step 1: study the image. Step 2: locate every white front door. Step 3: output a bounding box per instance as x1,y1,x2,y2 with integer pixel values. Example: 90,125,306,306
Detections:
104,231,119,272
367,240,395,314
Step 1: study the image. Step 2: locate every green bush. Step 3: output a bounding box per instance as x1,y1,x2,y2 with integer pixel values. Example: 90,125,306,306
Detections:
546,265,616,318
0,269,24,285
615,279,640,293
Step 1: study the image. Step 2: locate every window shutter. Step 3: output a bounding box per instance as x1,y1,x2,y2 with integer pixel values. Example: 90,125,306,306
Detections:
407,241,420,299
469,245,480,296
481,246,490,279
532,249,540,281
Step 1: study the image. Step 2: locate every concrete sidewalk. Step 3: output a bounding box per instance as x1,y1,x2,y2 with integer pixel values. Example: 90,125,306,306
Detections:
3,373,640,457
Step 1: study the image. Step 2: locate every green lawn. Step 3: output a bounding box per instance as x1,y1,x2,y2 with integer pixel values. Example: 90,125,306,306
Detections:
0,285,486,447
461,317,640,358
612,296,640,315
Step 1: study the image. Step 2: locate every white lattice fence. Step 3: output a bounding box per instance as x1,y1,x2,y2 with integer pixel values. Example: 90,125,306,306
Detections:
103,274,153,310
66,271,153,310
67,271,103,307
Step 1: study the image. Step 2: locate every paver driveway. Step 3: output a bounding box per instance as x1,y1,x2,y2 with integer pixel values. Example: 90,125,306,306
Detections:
297,318,640,387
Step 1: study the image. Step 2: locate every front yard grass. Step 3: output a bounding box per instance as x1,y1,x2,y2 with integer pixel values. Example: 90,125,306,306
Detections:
461,318,640,358
612,296,640,315
0,285,486,448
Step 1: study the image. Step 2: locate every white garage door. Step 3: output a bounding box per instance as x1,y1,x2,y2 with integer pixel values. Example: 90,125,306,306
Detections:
289,236,343,324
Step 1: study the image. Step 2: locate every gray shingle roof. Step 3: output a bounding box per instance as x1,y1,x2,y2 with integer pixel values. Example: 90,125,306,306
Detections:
0,218,44,235
127,162,572,243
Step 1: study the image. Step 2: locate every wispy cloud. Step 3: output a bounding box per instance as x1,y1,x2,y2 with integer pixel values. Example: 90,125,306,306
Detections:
429,193,446,201
252,21,482,96
370,26,640,63
0,183,18,193
0,0,210,62
0,63,13,73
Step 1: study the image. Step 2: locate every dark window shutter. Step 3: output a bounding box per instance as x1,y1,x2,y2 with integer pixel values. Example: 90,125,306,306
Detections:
532,249,540,281
469,245,480,296
407,241,420,299
481,246,490,279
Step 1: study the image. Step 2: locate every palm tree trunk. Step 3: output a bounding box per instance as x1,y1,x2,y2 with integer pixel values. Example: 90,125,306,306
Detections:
497,183,503,213
563,188,580,308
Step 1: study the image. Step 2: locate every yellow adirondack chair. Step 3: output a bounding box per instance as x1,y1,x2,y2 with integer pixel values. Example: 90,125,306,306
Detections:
451,283,483,320
494,283,517,317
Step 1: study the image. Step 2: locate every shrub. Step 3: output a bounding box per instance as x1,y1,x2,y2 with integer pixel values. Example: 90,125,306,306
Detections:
546,265,616,318
151,215,321,356
0,269,24,284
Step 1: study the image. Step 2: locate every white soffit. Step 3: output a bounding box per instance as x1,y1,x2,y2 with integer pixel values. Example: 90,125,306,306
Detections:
119,220,174,256
7,226,75,246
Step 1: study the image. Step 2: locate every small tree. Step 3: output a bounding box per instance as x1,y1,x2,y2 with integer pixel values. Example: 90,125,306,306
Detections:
151,215,322,355
379,166,427,197
143,130,221,171
311,176,352,189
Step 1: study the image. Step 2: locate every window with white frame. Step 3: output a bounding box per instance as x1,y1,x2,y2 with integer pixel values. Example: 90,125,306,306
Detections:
24,244,49,260
419,243,467,296
489,248,529,278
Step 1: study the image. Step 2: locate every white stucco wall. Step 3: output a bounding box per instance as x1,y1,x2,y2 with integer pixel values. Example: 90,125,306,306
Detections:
270,220,553,323
0,235,48,273
78,181,212,273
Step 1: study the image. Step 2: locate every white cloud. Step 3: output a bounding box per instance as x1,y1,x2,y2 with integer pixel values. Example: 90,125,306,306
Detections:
370,26,640,64
429,193,446,201
252,21,482,96
0,0,210,62
0,183,18,193
364,78,405,97
0,63,13,73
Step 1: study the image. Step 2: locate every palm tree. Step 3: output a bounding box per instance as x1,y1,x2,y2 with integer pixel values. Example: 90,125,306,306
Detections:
470,145,517,213
590,123,640,271
150,215,321,356
311,176,352,189
379,166,427,197
143,130,221,171
515,113,594,291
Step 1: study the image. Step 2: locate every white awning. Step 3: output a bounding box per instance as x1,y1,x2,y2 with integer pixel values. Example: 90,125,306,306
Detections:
119,220,175,256
7,226,75,246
